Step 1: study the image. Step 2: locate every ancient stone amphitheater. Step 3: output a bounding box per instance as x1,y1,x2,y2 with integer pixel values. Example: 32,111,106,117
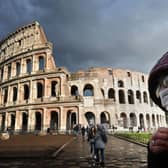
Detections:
0,21,166,134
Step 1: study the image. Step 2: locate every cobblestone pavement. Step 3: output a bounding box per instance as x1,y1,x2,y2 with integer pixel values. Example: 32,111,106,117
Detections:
0,135,147,168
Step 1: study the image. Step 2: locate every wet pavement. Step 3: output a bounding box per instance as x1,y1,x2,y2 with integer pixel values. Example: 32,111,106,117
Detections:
0,135,147,168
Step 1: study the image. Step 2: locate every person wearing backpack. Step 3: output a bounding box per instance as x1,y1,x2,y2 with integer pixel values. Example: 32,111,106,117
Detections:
94,124,107,166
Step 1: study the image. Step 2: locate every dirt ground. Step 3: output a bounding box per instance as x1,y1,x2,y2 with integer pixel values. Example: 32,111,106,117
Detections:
0,134,74,158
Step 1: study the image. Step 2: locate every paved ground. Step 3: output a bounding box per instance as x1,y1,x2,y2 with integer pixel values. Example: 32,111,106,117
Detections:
0,135,148,168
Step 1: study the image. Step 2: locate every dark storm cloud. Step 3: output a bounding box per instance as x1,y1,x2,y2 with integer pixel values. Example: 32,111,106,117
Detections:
1,0,168,73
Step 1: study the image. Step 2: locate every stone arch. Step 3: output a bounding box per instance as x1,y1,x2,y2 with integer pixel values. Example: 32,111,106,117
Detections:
146,114,150,130
50,111,59,130
120,112,127,128
139,113,145,129
51,81,57,97
13,87,17,102
136,90,141,103
129,113,137,127
37,82,43,98
119,90,125,104
67,111,77,130
0,113,5,131
16,62,21,76
128,90,134,104
118,80,124,87
39,56,45,70
35,112,42,131
108,88,115,100
100,111,110,126
71,85,79,96
143,91,148,103
22,112,28,131
85,112,95,125
24,84,29,100
83,84,94,96
26,59,32,73
10,113,16,131
152,114,155,127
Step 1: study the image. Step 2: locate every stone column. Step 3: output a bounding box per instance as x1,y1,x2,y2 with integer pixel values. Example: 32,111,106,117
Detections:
60,107,66,132
28,110,35,132
15,111,22,131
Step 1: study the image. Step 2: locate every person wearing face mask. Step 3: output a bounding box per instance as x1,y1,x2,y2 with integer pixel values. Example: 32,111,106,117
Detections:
148,52,168,168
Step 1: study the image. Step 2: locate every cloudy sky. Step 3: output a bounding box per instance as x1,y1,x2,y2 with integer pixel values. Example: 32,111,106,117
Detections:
1,0,168,74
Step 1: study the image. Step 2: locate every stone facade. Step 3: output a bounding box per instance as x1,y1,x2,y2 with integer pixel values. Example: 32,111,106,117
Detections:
0,22,166,133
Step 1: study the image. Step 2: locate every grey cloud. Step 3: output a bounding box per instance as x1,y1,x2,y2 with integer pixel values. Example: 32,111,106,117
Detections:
1,0,168,73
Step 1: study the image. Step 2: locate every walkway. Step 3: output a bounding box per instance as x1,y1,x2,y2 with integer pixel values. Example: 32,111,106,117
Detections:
0,135,148,168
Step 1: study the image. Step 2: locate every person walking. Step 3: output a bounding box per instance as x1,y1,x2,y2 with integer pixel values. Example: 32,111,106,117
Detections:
87,125,96,158
81,126,86,141
94,124,107,166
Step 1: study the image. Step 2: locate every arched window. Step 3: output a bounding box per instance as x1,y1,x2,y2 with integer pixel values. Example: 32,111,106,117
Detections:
118,80,124,87
108,88,115,100
37,82,43,98
35,112,41,130
128,90,134,104
51,81,57,96
24,84,29,100
71,85,79,96
39,56,44,70
16,62,21,76
8,64,11,79
119,90,125,104
4,88,8,103
136,90,141,103
143,91,148,103
83,84,94,96
13,87,17,102
26,59,32,73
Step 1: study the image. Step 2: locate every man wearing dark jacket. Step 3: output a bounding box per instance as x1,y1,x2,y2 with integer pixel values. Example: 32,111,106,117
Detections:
148,52,168,168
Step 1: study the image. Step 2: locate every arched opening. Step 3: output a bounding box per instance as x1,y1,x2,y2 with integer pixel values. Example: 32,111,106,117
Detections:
26,59,32,73
120,112,127,128
51,81,57,97
139,114,145,129
119,90,125,104
143,91,148,103
1,114,5,131
130,113,137,127
108,88,115,100
85,112,95,125
152,114,156,127
22,112,28,131
16,62,21,76
100,112,110,127
136,90,141,103
83,84,94,96
13,87,17,102
11,114,15,130
118,80,124,87
128,90,134,104
50,111,58,130
35,112,42,131
24,84,29,100
71,85,79,96
39,56,45,70
146,114,150,130
67,111,77,130
37,82,43,98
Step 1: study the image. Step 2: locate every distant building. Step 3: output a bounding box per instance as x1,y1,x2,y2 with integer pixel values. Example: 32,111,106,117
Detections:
0,22,166,133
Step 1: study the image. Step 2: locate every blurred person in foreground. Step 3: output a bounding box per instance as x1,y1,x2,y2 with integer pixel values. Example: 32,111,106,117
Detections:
148,51,168,167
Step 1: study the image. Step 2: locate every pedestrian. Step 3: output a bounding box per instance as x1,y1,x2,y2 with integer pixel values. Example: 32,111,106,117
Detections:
94,124,107,166
148,51,168,168
87,125,96,158
81,126,86,141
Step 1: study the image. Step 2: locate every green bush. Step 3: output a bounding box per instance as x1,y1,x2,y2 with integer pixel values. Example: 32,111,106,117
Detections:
114,132,152,144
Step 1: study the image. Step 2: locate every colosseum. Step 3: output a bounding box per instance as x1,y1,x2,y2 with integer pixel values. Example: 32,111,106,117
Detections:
0,21,166,134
